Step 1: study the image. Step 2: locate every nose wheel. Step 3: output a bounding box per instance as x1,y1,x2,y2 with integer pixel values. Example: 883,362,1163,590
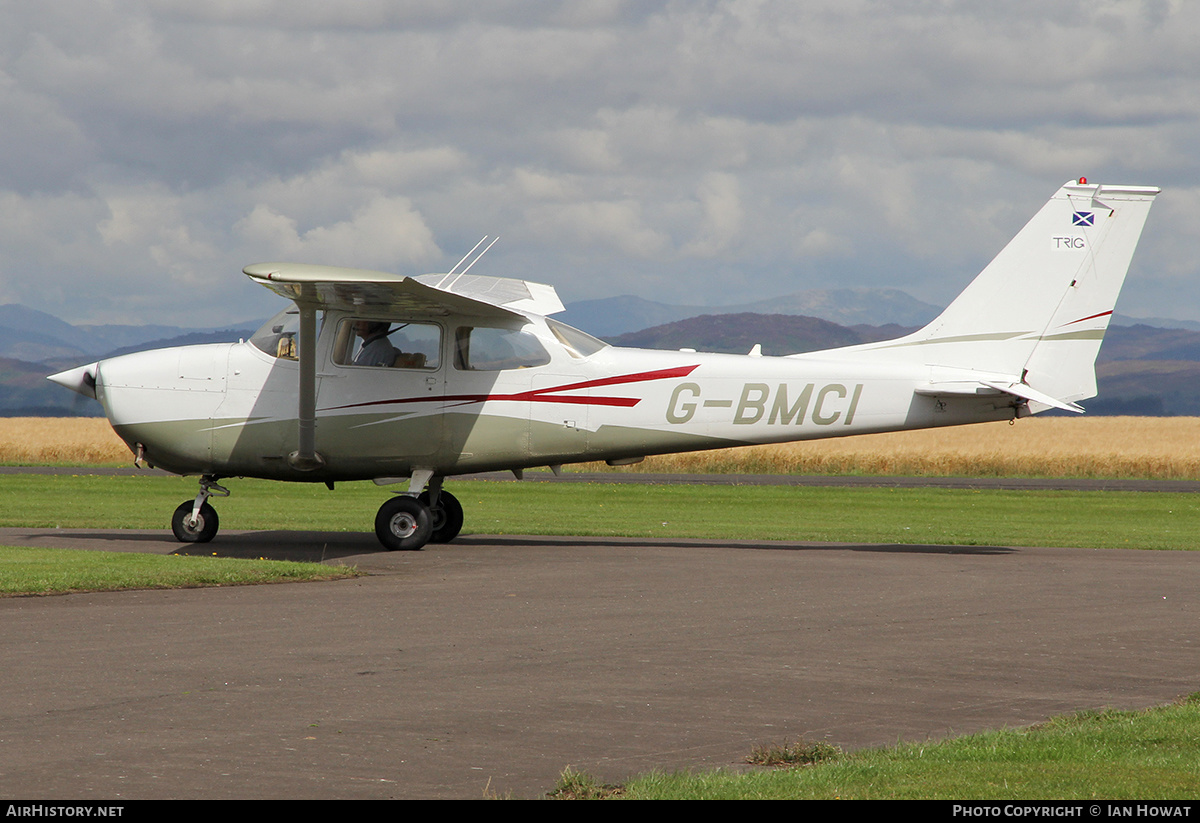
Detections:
172,500,219,543
171,475,228,544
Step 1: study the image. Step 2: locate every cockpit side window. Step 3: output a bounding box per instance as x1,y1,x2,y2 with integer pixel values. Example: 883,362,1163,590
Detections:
332,318,441,370
454,326,551,371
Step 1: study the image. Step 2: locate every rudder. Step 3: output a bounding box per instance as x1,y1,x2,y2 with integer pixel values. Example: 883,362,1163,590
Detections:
1019,181,1160,403
831,179,1160,410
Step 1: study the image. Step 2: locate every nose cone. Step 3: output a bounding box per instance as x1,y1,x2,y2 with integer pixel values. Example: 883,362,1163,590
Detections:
47,362,99,399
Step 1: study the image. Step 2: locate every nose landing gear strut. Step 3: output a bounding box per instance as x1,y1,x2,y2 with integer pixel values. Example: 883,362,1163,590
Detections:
171,475,229,543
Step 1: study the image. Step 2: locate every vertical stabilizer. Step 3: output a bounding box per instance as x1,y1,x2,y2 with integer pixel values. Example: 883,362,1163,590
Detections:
1019,182,1160,402
834,180,1159,407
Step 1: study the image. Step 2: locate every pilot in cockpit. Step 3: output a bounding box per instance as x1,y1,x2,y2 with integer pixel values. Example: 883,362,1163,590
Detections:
352,321,396,367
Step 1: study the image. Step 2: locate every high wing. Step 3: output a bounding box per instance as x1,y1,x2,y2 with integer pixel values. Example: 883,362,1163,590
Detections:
242,261,567,473
243,262,565,318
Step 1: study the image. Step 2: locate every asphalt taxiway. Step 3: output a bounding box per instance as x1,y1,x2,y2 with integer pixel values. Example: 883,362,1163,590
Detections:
1,524,1197,799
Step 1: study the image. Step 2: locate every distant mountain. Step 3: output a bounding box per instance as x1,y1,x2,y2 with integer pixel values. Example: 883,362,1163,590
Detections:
10,300,1200,418
609,314,1200,416
561,288,942,337
0,304,260,416
742,288,940,328
0,304,98,361
1089,360,1200,416
1096,324,1200,362
1112,314,1200,332
0,303,260,362
101,329,259,359
1086,324,1200,415
609,313,894,356
0,356,102,416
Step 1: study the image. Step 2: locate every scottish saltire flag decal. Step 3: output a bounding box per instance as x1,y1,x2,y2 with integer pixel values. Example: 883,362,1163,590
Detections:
1072,211,1094,227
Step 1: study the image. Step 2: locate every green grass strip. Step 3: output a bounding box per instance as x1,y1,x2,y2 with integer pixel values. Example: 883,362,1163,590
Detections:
3,474,1200,550
552,696,1200,799
0,545,356,596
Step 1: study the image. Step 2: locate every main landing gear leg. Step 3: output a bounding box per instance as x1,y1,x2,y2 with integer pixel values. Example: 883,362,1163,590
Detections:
171,475,229,544
419,476,464,544
373,472,463,551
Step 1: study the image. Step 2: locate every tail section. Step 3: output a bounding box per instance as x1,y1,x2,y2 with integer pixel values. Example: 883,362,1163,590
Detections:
1019,182,1160,403
834,179,1159,411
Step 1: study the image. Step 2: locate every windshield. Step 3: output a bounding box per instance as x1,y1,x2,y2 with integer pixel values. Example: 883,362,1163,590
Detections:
249,308,326,360
250,308,298,359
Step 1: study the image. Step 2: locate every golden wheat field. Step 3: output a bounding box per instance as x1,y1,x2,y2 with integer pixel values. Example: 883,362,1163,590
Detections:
587,416,1200,478
0,418,135,465
3,416,1200,478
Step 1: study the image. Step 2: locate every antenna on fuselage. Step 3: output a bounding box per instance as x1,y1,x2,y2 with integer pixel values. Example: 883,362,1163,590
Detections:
438,235,499,289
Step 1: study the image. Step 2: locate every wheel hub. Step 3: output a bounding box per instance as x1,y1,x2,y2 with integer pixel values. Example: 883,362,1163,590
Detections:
388,512,418,539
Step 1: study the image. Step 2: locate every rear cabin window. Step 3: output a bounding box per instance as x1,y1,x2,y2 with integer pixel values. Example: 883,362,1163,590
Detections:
332,319,442,369
546,318,608,358
454,326,551,371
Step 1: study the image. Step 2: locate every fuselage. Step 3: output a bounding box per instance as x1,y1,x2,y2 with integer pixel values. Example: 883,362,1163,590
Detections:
88,307,1018,482
43,181,1160,552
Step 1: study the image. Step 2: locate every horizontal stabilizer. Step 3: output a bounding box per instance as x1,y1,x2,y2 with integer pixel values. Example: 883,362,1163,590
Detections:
915,375,1083,413
978,379,1083,414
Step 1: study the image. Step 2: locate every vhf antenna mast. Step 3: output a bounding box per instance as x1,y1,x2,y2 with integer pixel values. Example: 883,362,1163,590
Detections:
438,236,499,289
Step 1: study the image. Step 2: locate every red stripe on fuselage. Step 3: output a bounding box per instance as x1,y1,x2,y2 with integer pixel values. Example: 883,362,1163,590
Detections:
321,364,700,412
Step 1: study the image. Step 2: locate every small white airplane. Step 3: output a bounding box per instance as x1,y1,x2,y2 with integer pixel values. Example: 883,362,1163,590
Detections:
49,179,1159,551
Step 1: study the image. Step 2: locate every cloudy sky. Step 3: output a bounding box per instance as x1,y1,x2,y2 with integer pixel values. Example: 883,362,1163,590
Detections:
1,0,1197,329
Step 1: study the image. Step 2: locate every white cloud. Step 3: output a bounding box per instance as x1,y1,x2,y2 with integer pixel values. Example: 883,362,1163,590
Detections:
236,196,441,270
1,0,1198,323
527,199,669,258
681,172,743,257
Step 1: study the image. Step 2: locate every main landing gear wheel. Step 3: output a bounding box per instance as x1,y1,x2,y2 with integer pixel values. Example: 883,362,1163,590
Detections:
375,495,433,551
418,490,464,544
171,500,219,543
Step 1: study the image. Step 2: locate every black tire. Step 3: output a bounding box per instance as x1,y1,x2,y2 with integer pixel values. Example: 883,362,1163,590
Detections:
374,495,432,551
419,490,464,544
171,500,219,543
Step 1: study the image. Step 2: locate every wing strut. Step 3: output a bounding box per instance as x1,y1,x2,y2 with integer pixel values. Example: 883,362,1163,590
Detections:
289,300,325,471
